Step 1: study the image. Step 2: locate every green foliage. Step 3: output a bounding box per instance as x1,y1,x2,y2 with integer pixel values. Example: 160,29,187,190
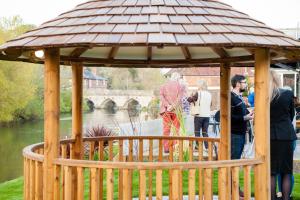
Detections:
147,97,160,119
0,16,39,123
60,90,72,113
0,61,38,122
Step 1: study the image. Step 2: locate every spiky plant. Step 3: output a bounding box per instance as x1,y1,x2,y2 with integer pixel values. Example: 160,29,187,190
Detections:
84,125,115,158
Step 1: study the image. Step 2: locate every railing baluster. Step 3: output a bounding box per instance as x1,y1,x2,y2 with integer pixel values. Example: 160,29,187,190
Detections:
139,169,146,200
232,167,240,200
208,142,213,161
118,139,124,200
77,167,84,200
189,169,196,200
128,139,133,199
69,143,74,159
24,158,29,200
54,164,60,200
61,144,67,200
156,169,163,200
35,160,43,200
98,140,104,200
64,166,72,200
204,168,213,200
169,139,173,200
61,144,67,158
91,168,99,200
172,169,180,200
123,169,131,200
29,160,35,200
129,139,133,161
89,141,95,160
139,139,143,161
244,166,251,200
106,168,114,200
108,140,113,161
179,140,183,200
88,141,95,200
189,140,193,161
148,139,153,199
158,139,163,161
189,141,195,200
198,141,204,200
218,167,227,200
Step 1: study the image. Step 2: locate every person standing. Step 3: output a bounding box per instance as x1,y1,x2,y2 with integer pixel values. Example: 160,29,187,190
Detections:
231,75,254,199
248,86,255,107
188,80,212,149
270,71,297,200
231,74,254,160
160,72,185,153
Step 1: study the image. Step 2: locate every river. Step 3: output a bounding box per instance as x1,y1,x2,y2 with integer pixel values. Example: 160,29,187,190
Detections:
0,109,145,183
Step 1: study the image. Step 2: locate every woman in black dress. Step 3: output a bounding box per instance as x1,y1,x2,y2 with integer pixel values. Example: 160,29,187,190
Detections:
270,71,297,200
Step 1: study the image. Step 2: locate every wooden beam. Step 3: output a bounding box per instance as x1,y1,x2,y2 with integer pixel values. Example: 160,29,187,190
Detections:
43,48,60,200
71,62,83,159
70,62,83,199
254,48,270,200
147,47,152,61
245,48,255,55
181,46,191,60
69,48,88,57
219,63,231,199
108,47,119,59
212,48,229,58
60,55,254,66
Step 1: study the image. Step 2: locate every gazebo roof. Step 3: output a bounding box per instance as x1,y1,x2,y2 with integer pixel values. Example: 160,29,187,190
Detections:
0,0,300,67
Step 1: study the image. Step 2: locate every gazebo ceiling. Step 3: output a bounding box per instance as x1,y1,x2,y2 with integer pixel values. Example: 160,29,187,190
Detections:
0,0,300,67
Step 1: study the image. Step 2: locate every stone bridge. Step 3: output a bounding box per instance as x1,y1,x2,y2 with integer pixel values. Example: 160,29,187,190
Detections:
85,89,154,110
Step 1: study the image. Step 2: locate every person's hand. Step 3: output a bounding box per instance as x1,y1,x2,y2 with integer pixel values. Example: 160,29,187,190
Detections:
244,112,254,121
167,105,173,112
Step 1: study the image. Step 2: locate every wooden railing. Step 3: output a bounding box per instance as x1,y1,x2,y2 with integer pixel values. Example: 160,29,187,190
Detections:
23,136,263,200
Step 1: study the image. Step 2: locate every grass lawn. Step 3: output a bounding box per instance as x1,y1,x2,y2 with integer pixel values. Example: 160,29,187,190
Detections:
1,170,300,200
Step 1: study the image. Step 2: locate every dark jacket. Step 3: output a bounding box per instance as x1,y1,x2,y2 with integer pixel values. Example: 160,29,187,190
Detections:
270,89,296,140
231,92,249,135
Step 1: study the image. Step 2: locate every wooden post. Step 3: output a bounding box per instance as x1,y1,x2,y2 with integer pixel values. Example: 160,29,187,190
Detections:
71,62,83,159
219,63,231,199
71,63,83,199
254,48,270,200
43,48,60,200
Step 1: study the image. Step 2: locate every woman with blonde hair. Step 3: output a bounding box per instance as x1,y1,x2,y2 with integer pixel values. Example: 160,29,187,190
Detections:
188,80,212,149
269,70,296,200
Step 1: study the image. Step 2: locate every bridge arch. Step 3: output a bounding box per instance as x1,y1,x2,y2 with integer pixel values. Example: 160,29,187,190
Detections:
123,98,141,110
85,98,95,111
100,98,117,111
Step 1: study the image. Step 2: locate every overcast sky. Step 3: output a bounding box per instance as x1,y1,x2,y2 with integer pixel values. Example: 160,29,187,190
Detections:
0,0,299,29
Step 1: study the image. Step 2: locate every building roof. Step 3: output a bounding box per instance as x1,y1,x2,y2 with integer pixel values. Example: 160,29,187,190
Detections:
84,69,107,80
0,0,300,67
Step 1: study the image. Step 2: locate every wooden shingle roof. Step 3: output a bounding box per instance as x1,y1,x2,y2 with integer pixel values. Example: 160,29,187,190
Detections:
0,0,300,67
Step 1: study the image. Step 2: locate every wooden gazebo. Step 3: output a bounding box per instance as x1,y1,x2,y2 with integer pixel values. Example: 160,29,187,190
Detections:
1,0,300,199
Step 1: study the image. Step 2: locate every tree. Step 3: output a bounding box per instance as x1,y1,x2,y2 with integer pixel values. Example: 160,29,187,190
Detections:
0,16,38,122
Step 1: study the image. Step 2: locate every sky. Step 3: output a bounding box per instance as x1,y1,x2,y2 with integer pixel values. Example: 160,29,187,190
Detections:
0,0,299,29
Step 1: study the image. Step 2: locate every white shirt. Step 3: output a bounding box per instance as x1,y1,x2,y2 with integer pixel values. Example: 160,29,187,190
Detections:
198,90,212,117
